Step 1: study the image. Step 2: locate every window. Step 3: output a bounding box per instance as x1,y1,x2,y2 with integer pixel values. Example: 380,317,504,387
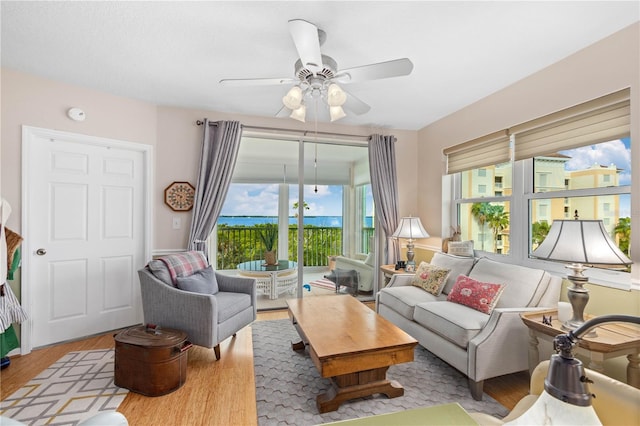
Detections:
478,168,487,177
530,139,631,261
446,89,632,289
455,162,512,254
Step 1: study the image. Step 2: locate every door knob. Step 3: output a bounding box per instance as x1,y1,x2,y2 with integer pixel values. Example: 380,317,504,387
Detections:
36,248,47,256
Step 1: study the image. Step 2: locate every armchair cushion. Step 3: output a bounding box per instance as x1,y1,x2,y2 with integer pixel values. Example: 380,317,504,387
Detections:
176,266,218,294
216,292,252,323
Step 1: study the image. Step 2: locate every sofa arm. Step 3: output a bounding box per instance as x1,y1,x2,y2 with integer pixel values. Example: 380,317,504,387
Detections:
386,273,415,288
467,307,543,382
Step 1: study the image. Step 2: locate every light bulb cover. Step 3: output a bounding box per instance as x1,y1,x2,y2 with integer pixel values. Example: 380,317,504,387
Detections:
289,104,306,122
327,83,347,106
329,106,346,122
282,86,303,110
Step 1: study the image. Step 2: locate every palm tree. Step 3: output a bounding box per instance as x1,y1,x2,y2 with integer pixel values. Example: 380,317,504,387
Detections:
531,221,551,249
487,208,509,252
613,217,631,255
470,202,490,250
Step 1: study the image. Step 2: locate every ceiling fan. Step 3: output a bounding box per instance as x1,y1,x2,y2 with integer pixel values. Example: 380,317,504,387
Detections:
219,19,414,122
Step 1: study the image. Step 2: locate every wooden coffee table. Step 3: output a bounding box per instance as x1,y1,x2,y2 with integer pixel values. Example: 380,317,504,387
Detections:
287,295,418,413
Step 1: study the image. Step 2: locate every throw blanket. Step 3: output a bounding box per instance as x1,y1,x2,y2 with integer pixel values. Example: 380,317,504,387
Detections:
159,251,208,284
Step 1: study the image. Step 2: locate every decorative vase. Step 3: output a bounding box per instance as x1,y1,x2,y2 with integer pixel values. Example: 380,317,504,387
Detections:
264,250,277,265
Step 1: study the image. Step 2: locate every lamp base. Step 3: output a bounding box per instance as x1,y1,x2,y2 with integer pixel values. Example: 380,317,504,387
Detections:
562,268,596,337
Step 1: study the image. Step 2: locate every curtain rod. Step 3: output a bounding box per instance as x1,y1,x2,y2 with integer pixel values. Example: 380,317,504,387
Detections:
196,119,370,142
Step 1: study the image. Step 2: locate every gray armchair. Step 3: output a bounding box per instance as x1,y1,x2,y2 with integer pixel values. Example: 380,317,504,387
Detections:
138,262,257,360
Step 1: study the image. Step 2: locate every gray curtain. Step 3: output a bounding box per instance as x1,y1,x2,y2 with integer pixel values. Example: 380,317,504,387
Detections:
188,120,242,254
368,134,400,264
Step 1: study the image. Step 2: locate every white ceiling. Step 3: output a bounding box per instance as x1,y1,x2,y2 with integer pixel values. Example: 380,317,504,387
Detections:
2,1,638,131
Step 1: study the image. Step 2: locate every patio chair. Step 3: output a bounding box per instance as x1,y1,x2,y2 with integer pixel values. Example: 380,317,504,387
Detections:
138,251,257,359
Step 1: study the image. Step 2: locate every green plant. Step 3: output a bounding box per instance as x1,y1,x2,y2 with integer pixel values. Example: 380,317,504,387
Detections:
259,223,278,252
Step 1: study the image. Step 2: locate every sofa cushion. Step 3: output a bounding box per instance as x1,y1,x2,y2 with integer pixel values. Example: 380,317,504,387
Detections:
447,240,474,257
378,286,442,320
175,266,219,294
447,275,505,314
411,261,450,296
469,257,548,308
413,301,489,348
429,252,476,295
215,292,252,323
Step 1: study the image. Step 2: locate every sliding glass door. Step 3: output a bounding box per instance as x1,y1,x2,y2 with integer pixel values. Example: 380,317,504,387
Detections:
213,132,374,310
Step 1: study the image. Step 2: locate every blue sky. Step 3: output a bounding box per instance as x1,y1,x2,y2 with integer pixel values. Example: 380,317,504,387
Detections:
220,184,370,217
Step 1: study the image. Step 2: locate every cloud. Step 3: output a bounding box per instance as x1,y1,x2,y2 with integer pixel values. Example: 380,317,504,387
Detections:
221,184,279,216
560,139,631,185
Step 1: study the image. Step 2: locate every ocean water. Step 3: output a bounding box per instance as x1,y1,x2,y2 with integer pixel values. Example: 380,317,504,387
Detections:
218,216,373,228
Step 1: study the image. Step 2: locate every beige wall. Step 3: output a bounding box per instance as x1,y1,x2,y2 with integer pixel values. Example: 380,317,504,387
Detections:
417,23,639,246
0,68,419,251
1,68,159,232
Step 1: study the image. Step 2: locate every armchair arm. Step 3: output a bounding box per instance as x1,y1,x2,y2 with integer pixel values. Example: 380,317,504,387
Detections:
216,273,257,315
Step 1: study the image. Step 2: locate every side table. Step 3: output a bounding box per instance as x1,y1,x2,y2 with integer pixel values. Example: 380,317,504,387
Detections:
520,309,640,389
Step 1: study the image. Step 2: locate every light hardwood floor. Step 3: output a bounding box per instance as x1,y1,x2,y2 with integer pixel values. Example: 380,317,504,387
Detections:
0,305,528,425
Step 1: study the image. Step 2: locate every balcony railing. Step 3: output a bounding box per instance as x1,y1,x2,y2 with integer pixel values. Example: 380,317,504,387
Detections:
216,225,374,270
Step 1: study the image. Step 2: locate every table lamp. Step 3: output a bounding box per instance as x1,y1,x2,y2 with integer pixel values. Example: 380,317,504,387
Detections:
506,314,640,426
530,217,631,331
392,216,429,272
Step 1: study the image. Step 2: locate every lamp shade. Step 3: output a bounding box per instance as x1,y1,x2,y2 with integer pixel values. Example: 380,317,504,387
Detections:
392,217,429,240
289,104,306,122
282,86,303,110
531,220,631,266
329,106,346,122
327,83,347,107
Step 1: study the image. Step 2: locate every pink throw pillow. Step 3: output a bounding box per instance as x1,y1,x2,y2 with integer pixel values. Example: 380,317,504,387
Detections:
446,275,505,314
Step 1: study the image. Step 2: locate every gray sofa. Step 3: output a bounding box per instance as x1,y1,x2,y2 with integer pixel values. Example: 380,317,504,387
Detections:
376,252,561,400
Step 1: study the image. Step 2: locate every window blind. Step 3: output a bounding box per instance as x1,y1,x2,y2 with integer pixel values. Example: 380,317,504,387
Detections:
443,129,510,174
511,88,630,161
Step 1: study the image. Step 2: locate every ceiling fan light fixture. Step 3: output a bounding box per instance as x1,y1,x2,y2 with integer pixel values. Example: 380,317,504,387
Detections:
282,86,303,110
329,106,346,122
290,104,306,122
327,83,347,106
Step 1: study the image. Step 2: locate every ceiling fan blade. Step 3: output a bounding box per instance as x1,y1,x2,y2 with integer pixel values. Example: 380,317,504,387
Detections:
337,58,414,83
342,89,371,115
289,19,323,73
219,77,296,87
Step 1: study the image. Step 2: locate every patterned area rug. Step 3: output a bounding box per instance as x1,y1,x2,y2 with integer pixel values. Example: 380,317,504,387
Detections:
308,277,336,291
0,349,128,425
252,319,509,425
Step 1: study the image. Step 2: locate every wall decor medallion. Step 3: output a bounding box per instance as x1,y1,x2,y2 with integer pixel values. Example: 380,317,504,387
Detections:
164,181,195,211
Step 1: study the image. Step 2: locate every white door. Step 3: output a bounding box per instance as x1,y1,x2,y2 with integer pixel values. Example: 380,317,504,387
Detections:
22,126,150,349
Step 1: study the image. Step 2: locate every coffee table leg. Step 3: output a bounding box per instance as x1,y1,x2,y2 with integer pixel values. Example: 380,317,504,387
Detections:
316,367,404,413
291,340,306,352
